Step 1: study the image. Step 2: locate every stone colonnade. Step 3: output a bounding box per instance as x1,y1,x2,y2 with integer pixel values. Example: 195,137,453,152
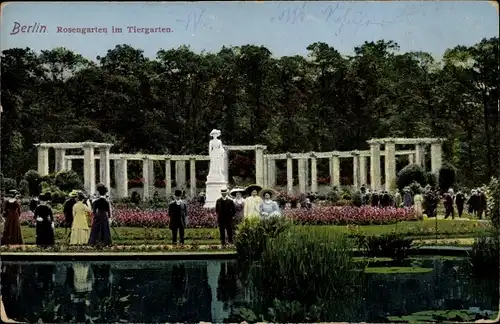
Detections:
35,142,113,195
263,137,444,193
50,144,267,201
35,138,443,199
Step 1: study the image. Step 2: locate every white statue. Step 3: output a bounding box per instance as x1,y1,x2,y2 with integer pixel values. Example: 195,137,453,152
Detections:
207,129,226,182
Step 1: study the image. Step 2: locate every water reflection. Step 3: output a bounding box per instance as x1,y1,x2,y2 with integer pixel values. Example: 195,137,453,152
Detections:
0,258,498,323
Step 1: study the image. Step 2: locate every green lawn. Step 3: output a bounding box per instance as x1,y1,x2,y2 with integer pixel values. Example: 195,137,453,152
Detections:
19,219,490,246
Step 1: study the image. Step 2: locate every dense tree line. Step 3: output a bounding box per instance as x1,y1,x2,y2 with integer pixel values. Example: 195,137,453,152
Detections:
1,38,498,187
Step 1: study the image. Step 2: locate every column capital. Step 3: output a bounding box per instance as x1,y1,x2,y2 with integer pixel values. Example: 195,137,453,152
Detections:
384,139,396,145
331,152,340,158
82,141,95,148
286,152,293,159
189,156,196,161
120,156,128,162
310,152,317,158
430,138,445,145
367,139,381,145
351,150,360,156
255,145,267,150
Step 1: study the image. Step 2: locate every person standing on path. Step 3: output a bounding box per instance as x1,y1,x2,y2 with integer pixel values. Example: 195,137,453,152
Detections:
215,187,236,245
1,190,23,246
230,188,245,227
168,190,187,245
455,190,466,218
243,185,262,219
34,193,55,247
443,188,455,220
88,184,112,247
70,192,92,245
63,190,78,238
477,188,487,219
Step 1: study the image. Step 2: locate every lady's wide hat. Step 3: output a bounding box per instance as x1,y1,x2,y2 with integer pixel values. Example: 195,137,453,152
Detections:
245,184,263,195
69,190,79,198
230,188,246,197
7,190,19,197
260,188,276,200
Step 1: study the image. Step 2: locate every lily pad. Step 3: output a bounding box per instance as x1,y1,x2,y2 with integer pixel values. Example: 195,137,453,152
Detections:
364,266,433,274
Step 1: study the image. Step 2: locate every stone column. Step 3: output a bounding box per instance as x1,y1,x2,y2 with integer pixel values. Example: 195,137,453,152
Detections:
304,158,309,190
37,146,49,176
384,140,396,191
175,161,186,189
369,142,381,191
142,158,150,201
330,153,340,188
82,143,96,195
310,153,318,193
268,158,276,188
116,158,128,198
148,160,155,193
286,154,293,193
408,153,415,165
65,159,73,171
99,146,111,190
299,158,306,193
352,152,360,188
54,148,66,172
431,140,443,173
189,158,197,198
255,146,265,186
415,143,425,168
263,156,268,187
165,158,172,199
359,155,367,187
298,158,306,193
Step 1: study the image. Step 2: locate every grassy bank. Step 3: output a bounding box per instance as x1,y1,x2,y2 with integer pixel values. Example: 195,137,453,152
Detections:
18,219,489,246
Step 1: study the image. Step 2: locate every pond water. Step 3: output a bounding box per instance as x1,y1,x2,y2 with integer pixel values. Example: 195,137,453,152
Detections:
1,257,498,323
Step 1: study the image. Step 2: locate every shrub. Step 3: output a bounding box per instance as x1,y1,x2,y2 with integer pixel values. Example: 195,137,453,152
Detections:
55,170,83,192
486,177,500,229
245,228,361,322
425,172,437,187
2,178,17,192
40,174,56,185
235,217,293,262
18,179,30,197
24,169,42,196
352,233,413,261
40,182,67,204
468,229,499,276
438,163,456,193
396,164,425,191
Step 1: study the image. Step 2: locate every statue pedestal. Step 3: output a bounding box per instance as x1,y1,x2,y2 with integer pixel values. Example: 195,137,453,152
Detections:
204,180,227,208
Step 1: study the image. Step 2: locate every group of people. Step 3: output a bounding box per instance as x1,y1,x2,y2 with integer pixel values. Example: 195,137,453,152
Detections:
0,184,114,248
168,184,281,246
355,184,488,220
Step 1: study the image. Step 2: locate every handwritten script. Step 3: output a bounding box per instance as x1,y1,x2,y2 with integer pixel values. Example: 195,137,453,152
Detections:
270,2,396,36
176,9,212,32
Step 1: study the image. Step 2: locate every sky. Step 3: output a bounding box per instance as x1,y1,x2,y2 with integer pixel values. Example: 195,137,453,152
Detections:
0,1,498,61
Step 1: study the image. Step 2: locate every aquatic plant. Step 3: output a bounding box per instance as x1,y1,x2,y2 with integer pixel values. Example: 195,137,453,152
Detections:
352,233,414,262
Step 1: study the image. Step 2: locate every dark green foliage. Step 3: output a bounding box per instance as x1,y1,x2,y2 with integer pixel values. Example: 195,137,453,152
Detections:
425,171,437,187
235,217,293,262
438,164,457,193
18,179,29,196
396,164,426,191
3,177,17,192
353,233,414,262
24,169,42,196
468,229,499,277
54,170,83,192
1,38,498,188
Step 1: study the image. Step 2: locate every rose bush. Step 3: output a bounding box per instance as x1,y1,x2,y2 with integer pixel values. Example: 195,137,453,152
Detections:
19,204,418,228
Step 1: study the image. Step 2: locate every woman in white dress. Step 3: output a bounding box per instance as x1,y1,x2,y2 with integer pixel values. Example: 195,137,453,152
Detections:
207,129,226,181
244,184,263,219
259,189,281,218
230,188,246,225
413,189,424,218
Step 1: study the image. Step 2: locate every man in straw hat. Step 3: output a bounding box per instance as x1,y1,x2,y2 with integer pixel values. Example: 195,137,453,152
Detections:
243,184,263,219
259,188,281,218
168,190,188,245
215,187,236,245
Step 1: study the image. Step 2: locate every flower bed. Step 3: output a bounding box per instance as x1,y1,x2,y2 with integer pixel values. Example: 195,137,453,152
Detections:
20,205,418,228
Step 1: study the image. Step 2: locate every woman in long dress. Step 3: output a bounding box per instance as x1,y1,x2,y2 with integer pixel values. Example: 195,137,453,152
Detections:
207,129,226,181
413,190,424,218
70,192,91,245
230,188,245,226
34,193,55,247
259,189,281,218
243,185,263,219
88,184,112,246
1,190,23,245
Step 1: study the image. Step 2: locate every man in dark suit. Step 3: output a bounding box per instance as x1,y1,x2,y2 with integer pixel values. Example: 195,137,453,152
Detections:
215,187,236,245
168,190,187,245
